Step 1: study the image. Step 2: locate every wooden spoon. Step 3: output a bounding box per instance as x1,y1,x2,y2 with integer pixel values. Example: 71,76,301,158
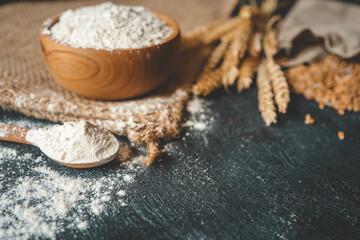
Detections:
0,122,118,168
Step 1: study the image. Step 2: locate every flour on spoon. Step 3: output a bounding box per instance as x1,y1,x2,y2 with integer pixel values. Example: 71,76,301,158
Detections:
26,121,119,164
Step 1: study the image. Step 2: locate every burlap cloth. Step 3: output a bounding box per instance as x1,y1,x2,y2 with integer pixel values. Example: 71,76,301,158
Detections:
277,0,360,67
0,0,237,163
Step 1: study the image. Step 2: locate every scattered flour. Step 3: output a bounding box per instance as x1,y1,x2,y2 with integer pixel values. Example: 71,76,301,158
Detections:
45,2,173,50
26,121,119,164
183,98,214,132
0,96,214,240
0,125,8,137
0,139,145,239
123,174,134,183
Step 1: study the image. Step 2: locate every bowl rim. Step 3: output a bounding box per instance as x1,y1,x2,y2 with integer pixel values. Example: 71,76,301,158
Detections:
40,9,180,52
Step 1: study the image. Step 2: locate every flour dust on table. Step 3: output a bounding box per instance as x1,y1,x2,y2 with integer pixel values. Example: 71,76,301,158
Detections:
0,95,218,239
0,116,146,239
183,98,215,133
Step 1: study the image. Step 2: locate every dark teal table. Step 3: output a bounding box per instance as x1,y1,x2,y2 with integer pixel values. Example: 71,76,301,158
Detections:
1,87,359,239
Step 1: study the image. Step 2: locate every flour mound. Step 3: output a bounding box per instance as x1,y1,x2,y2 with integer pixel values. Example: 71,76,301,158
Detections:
26,121,119,164
47,2,173,50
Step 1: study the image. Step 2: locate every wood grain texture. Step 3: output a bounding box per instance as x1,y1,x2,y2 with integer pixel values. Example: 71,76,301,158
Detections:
51,154,118,169
0,123,30,145
39,12,180,100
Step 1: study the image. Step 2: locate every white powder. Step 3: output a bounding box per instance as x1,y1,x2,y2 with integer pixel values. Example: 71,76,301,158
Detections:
0,139,145,239
0,125,8,137
26,121,119,164
123,174,134,183
183,98,214,132
46,2,173,50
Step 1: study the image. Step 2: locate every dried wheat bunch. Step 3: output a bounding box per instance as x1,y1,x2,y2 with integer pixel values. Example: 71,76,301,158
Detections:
190,0,288,126
237,56,259,92
257,61,277,126
266,59,290,113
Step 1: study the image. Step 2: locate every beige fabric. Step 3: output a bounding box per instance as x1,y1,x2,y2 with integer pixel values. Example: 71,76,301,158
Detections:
277,0,360,67
0,0,236,162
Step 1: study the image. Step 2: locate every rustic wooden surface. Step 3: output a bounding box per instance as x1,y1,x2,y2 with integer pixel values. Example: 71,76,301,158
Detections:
40,12,180,100
1,87,359,239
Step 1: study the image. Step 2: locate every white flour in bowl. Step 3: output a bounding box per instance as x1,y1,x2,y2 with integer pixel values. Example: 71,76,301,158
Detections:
45,2,173,50
26,121,119,164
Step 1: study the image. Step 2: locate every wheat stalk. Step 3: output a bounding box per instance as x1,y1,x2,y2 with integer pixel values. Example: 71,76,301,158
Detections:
181,19,229,49
144,142,160,166
202,16,243,45
257,60,277,126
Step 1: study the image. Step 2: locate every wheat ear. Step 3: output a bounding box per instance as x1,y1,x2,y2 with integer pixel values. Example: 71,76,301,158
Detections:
248,32,263,57
191,33,232,95
261,0,278,14
237,56,259,92
203,33,234,72
263,15,281,58
192,68,222,96
221,12,253,87
181,18,230,49
202,16,242,45
266,59,290,113
257,60,277,126
262,15,289,113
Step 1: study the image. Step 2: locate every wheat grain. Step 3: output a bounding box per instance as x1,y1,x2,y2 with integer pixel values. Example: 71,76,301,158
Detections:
257,60,277,126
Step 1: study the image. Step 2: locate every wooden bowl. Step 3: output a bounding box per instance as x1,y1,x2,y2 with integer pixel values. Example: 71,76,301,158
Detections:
39,11,180,100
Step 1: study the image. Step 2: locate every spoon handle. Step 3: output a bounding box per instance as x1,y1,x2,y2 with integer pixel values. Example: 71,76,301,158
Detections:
0,122,32,145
